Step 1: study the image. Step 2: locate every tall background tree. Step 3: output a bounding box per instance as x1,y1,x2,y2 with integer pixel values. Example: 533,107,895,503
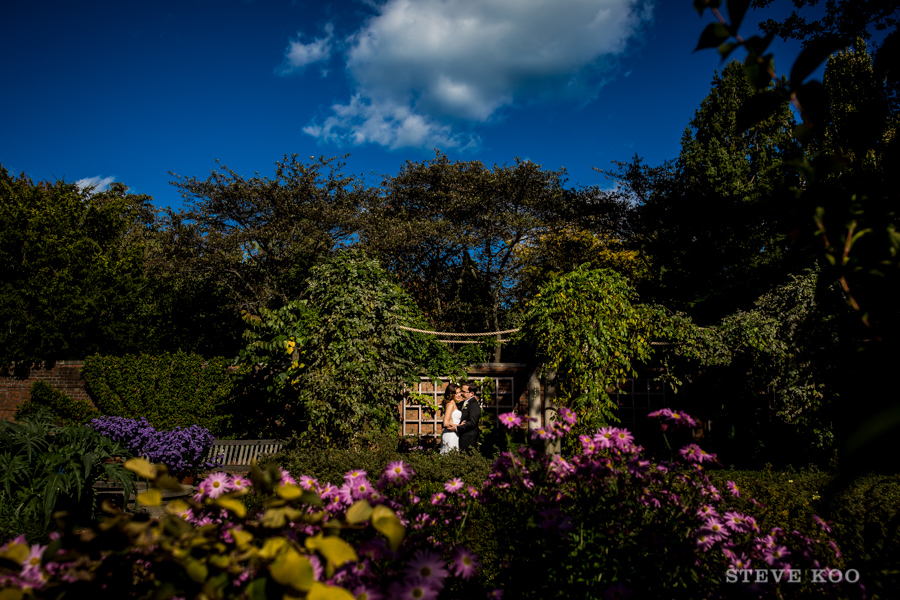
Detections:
0,169,158,367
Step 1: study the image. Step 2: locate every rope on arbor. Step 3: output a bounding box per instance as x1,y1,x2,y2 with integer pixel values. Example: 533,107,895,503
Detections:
397,325,521,337
437,339,511,344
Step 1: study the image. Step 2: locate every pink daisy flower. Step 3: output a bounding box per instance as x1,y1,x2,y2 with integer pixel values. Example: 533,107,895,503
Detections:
697,505,718,518
763,545,790,566
279,469,297,486
384,460,412,483
498,412,523,428
595,428,616,449
229,474,249,494
344,469,367,484
696,531,716,552
203,472,232,499
405,550,448,584
450,547,481,579
558,406,577,425
813,515,832,533
444,478,464,493
431,492,446,506
726,481,740,497
353,585,383,600
613,428,635,448
389,580,439,600
299,475,318,491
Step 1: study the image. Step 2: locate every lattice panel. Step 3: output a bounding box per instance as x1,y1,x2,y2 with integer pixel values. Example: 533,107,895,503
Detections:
402,377,518,437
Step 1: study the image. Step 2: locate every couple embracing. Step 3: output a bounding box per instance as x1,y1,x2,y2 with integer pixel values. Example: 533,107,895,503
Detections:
440,382,481,454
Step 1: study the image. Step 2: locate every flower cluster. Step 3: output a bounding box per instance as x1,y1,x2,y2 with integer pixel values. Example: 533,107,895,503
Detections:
489,408,852,598
89,416,217,478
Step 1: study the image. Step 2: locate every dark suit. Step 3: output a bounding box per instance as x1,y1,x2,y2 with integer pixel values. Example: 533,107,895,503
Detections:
456,395,481,452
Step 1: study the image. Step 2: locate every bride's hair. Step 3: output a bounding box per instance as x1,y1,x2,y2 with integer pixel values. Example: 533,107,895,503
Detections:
443,383,459,406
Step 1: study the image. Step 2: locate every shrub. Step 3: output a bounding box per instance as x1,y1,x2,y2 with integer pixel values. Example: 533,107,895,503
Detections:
710,468,900,599
82,350,235,435
88,416,216,480
0,412,135,542
14,381,99,426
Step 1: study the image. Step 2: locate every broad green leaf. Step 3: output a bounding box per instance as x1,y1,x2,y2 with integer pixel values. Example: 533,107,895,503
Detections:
790,35,849,86
232,529,253,548
308,583,355,600
270,548,315,591
0,543,29,565
372,505,405,551
277,484,303,500
694,23,730,52
726,0,749,33
306,535,357,568
124,458,157,479
185,559,208,583
137,489,162,507
736,89,787,132
215,497,247,518
345,500,373,525
260,537,289,560
166,499,191,516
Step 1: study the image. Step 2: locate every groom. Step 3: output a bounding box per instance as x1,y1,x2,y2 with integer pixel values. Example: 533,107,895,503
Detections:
453,383,482,453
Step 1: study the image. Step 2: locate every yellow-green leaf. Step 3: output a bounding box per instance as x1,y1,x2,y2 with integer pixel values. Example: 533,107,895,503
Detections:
307,582,355,600
124,458,157,479
270,548,315,592
260,537,289,560
345,500,373,525
306,535,357,568
277,484,303,500
137,489,162,507
0,543,29,565
372,505,405,551
232,529,253,549
0,588,24,600
185,559,208,583
166,499,191,516
215,497,247,518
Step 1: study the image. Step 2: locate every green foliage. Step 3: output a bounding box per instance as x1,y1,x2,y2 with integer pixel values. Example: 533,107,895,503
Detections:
362,151,575,359
234,250,464,442
81,351,235,435
167,154,369,313
712,468,900,597
518,268,654,430
606,61,799,319
0,169,158,366
14,381,99,427
0,413,135,540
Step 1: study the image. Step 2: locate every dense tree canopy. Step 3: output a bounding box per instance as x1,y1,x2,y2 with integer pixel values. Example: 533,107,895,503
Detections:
0,169,156,367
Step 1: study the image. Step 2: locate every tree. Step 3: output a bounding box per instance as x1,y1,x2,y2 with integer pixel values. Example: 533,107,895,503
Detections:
0,168,157,367
233,250,463,442
166,154,371,313
607,61,801,321
361,152,573,361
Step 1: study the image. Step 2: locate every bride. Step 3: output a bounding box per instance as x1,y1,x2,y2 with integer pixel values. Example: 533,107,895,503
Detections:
440,384,465,454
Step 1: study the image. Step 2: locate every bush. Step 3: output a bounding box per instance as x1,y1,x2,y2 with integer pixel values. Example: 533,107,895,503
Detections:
711,468,900,599
0,412,135,542
14,381,99,426
88,416,217,480
82,350,235,435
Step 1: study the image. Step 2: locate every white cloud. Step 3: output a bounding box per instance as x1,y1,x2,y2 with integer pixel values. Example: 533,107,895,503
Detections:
303,0,653,149
277,23,334,75
75,175,115,193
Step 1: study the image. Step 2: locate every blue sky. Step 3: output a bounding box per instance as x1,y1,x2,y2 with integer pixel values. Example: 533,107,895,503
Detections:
2,0,813,210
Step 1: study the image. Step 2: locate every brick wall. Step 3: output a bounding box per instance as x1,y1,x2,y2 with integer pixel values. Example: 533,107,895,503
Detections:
0,361,90,421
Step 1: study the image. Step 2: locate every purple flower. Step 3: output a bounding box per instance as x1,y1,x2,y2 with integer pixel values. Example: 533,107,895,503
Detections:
498,412,523,428
763,545,791,566
384,460,413,483
404,550,448,585
726,481,740,498
813,515,832,533
202,472,231,499
558,407,577,425
444,478,464,494
450,547,481,579
344,469,367,484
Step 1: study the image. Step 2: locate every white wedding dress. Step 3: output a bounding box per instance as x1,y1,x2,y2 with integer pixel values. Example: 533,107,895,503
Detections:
440,408,462,454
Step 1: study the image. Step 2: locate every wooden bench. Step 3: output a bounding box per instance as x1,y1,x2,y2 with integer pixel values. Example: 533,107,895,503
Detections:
205,439,285,472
